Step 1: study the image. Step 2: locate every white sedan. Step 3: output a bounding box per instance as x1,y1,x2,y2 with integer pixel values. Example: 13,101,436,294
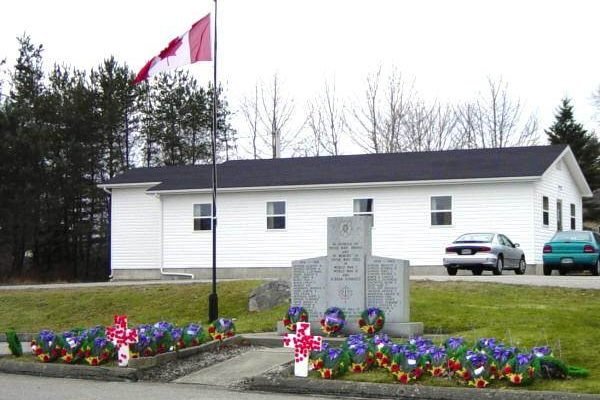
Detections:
443,232,527,276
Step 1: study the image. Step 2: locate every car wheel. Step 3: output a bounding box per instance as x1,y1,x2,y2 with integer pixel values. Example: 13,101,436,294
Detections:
493,257,503,275
446,267,457,276
558,268,567,276
591,259,600,276
472,268,483,276
543,264,552,276
515,258,526,275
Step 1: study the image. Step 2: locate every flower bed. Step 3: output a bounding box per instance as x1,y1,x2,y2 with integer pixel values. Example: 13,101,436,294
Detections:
308,334,588,388
27,318,235,367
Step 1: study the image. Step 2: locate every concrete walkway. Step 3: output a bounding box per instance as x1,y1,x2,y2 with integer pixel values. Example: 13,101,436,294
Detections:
175,347,291,386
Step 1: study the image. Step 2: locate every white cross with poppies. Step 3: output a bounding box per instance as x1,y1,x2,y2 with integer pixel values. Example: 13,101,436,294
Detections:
105,315,138,367
283,322,322,377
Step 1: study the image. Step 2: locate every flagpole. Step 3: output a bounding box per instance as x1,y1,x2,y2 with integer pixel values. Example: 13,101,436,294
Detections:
208,0,219,323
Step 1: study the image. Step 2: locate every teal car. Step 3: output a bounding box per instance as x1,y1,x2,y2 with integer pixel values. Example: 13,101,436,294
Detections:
542,230,600,276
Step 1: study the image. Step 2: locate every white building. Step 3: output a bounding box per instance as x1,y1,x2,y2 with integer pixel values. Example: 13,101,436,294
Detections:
100,145,591,280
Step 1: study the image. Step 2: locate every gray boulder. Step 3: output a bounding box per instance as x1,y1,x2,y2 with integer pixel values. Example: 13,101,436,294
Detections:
248,280,290,312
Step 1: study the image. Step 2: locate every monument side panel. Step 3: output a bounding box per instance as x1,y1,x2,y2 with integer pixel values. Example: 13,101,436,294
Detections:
366,256,410,322
291,256,328,319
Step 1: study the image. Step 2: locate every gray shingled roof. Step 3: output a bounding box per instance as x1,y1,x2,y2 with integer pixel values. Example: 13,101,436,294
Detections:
103,145,567,191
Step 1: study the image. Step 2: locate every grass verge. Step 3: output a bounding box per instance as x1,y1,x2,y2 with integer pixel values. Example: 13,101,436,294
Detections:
0,280,598,393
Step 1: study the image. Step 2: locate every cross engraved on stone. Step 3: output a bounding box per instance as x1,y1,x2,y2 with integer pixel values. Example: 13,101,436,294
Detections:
105,315,138,367
338,286,352,300
282,322,322,377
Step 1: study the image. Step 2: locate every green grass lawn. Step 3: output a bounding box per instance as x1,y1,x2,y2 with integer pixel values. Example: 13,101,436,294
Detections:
0,280,598,393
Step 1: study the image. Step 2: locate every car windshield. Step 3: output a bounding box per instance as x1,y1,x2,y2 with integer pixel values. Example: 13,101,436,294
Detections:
454,233,494,243
551,231,591,242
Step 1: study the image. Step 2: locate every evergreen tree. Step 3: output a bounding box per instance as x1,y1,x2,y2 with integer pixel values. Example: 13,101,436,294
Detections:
546,98,600,220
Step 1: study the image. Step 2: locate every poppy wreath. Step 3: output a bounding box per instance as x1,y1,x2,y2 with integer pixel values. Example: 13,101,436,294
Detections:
31,330,61,363
283,306,309,333
58,330,84,364
345,334,376,373
320,307,346,336
207,318,236,341
357,307,385,335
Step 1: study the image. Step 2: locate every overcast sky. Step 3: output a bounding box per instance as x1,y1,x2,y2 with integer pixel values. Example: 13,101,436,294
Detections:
2,0,599,155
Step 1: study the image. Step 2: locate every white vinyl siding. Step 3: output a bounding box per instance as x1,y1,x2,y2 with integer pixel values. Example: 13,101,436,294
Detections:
158,181,534,269
534,158,584,263
111,187,161,270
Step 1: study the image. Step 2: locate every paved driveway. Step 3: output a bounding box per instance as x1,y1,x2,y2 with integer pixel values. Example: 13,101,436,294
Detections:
412,275,600,290
2,275,600,291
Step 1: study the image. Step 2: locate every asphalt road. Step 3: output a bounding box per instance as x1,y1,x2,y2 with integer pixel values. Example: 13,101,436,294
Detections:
0,373,338,400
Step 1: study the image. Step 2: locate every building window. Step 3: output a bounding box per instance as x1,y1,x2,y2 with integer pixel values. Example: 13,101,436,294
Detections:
193,203,212,231
267,201,286,230
354,198,374,225
354,198,373,215
557,199,563,232
542,196,549,226
570,203,576,230
431,196,452,226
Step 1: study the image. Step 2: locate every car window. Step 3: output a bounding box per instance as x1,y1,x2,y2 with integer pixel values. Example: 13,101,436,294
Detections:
501,235,514,247
498,235,507,246
552,231,591,241
594,233,600,244
455,233,494,243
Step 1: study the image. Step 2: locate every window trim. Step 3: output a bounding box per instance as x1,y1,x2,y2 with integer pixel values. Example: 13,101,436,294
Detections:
266,200,286,230
542,196,549,227
193,203,212,231
430,195,453,227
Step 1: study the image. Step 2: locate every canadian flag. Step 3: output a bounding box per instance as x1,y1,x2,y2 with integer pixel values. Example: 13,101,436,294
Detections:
133,13,212,84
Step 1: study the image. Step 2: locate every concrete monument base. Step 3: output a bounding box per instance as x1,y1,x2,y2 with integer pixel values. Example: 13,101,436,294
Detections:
276,320,424,338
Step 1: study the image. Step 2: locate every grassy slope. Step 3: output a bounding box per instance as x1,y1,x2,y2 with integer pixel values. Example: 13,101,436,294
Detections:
0,280,598,393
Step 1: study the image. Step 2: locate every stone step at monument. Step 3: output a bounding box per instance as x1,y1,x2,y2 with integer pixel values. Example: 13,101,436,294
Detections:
174,347,291,386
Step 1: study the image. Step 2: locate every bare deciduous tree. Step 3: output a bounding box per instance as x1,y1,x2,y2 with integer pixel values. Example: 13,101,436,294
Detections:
401,100,458,152
304,80,345,156
240,84,260,159
348,67,413,153
239,74,300,158
454,77,538,149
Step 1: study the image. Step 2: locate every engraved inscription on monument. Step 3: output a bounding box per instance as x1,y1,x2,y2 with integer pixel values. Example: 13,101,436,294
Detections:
367,256,409,322
291,257,327,318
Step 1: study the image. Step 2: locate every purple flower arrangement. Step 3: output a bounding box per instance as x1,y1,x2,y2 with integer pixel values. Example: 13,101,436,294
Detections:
207,318,236,341
282,306,309,333
344,334,376,372
308,334,585,387
357,307,385,335
320,307,346,336
30,320,213,366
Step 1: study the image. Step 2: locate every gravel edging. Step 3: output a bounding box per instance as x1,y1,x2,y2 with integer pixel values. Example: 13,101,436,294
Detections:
0,336,245,382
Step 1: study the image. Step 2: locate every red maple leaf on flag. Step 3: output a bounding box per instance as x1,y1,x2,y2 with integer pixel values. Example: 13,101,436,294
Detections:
158,37,183,59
